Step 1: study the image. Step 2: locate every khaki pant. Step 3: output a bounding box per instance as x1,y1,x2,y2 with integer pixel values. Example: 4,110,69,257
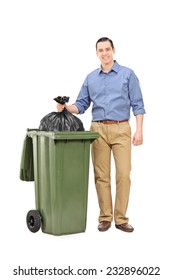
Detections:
90,122,131,225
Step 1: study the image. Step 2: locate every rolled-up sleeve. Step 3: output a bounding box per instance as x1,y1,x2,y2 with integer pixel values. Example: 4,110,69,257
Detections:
129,71,146,116
74,76,91,114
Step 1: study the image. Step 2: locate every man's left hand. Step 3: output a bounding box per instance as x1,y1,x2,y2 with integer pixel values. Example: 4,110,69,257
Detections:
132,131,143,146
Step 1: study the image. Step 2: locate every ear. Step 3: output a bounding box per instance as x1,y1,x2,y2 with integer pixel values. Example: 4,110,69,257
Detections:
113,47,116,54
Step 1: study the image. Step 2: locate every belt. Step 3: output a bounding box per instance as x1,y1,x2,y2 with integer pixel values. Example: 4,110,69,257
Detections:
96,120,128,124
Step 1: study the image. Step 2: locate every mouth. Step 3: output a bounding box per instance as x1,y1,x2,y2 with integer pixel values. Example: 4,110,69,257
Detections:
102,56,109,62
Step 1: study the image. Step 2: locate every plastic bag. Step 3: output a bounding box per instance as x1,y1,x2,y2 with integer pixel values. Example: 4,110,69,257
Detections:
39,96,84,131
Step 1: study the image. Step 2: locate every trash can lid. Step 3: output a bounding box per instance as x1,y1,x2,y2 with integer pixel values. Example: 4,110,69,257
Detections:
27,129,99,140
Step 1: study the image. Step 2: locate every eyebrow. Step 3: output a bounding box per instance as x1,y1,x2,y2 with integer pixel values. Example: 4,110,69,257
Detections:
97,47,112,51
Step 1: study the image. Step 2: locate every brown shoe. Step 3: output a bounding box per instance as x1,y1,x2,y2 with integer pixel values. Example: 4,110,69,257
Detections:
115,223,134,232
98,221,111,232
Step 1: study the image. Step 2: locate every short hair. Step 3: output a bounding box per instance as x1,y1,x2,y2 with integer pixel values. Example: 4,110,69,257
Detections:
96,37,115,50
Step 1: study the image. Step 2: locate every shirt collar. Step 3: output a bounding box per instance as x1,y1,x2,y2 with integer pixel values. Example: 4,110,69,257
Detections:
98,60,119,74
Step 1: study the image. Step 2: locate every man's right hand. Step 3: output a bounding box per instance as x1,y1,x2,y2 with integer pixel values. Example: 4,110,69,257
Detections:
57,103,79,114
56,103,66,112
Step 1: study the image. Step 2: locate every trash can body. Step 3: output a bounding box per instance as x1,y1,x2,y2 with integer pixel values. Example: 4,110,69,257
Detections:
26,130,99,235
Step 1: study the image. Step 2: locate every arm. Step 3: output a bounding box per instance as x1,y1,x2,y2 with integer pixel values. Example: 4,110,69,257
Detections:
132,114,144,146
66,104,79,114
57,77,90,114
128,71,145,146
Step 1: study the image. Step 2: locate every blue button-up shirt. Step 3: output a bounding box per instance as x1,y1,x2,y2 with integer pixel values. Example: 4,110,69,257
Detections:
75,61,145,121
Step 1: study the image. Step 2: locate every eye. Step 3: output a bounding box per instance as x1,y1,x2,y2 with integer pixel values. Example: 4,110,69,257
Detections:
106,47,111,52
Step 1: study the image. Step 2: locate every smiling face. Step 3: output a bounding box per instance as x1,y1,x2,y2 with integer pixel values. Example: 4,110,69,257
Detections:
96,40,115,68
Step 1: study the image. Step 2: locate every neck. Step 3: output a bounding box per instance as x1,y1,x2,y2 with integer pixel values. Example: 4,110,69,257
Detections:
101,61,114,72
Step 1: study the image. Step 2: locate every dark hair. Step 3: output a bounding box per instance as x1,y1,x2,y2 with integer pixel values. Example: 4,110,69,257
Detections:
96,37,114,50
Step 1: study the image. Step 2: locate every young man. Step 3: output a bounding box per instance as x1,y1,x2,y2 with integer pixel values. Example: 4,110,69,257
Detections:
57,37,145,233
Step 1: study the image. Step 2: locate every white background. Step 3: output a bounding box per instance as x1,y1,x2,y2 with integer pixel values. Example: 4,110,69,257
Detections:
1,0,173,279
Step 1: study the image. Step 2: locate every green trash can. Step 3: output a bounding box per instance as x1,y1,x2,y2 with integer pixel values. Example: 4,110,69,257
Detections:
20,129,99,236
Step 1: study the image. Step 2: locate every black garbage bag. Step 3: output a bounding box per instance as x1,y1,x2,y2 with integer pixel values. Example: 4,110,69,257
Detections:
39,96,84,131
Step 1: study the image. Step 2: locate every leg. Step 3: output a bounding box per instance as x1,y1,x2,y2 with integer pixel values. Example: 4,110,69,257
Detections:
112,122,131,225
90,123,113,222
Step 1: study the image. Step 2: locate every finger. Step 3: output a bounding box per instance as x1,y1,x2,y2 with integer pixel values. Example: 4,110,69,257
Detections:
57,104,63,112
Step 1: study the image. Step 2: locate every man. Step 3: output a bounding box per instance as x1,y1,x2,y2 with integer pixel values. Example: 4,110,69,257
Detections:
57,37,145,233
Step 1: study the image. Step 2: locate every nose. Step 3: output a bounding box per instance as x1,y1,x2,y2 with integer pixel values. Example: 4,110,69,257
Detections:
102,49,109,55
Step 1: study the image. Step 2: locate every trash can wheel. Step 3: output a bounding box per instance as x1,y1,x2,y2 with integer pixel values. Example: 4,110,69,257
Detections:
26,210,42,233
